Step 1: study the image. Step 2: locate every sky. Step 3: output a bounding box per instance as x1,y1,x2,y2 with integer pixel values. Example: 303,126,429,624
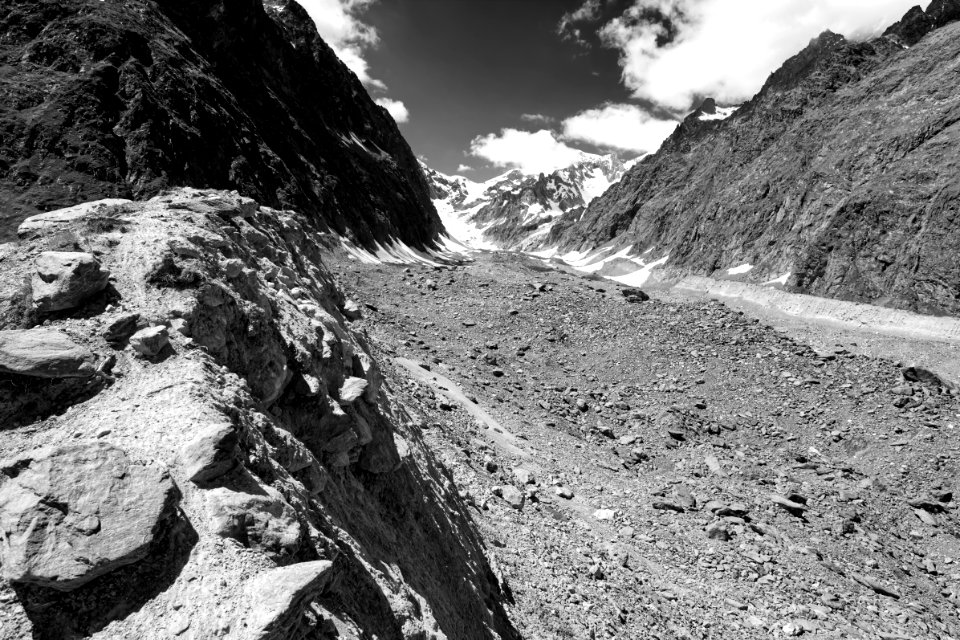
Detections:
297,0,920,180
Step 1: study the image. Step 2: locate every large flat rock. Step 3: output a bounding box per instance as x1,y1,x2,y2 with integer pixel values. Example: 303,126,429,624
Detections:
0,443,179,591
0,328,96,378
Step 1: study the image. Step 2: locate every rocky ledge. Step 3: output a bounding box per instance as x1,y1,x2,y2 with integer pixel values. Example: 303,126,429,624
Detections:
0,189,516,639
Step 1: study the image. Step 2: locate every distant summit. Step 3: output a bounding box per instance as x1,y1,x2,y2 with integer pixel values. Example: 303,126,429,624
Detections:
421,154,638,250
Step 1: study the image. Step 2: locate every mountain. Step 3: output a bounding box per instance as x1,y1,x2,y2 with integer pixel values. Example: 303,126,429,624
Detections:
423,154,637,251
545,0,960,315
0,0,442,248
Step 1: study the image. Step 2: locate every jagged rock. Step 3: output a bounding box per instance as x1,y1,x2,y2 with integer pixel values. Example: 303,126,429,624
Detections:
353,350,383,402
0,443,179,590
244,560,335,640
0,329,96,378
342,299,362,320
129,326,170,357
179,423,239,484
205,487,302,559
31,251,110,313
496,486,525,510
338,376,368,405
103,313,144,346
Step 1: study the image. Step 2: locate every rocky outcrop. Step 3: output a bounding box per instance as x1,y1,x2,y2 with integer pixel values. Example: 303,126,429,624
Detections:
0,442,180,591
0,0,442,248
548,0,960,315
0,189,516,639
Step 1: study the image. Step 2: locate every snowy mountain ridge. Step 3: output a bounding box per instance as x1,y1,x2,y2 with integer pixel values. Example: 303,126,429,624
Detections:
421,153,639,251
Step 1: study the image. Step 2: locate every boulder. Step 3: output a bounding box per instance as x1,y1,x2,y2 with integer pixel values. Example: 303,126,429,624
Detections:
129,325,170,357
338,376,368,405
512,467,536,485
103,313,144,346
179,423,239,484
621,288,650,303
0,329,96,378
903,365,956,392
342,299,362,320
205,487,302,558
0,443,179,591
353,351,383,402
244,561,335,639
32,251,110,313
497,486,525,510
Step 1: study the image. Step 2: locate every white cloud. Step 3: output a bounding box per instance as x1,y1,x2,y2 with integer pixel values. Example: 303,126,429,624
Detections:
456,164,474,172
562,103,677,153
470,129,591,174
295,0,384,88
375,98,409,123
521,113,556,124
594,0,919,111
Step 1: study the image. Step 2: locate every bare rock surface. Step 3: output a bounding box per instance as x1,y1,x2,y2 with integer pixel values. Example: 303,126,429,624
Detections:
0,328,96,378
31,252,110,313
0,189,517,640
243,560,335,639
0,442,179,591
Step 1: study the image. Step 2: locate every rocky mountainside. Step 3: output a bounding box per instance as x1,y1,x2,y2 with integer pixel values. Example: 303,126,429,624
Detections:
0,189,515,639
546,0,960,315
0,0,441,248
423,155,635,251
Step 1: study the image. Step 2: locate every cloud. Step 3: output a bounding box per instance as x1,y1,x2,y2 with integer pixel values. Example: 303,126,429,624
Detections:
520,113,556,124
562,103,677,153
470,129,590,174
564,0,919,111
375,98,409,123
558,0,603,43
296,0,385,88
456,164,473,172
470,104,678,173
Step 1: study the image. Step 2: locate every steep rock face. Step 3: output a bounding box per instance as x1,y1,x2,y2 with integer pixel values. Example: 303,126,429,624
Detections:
0,0,442,248
424,156,634,250
548,0,960,315
0,189,515,640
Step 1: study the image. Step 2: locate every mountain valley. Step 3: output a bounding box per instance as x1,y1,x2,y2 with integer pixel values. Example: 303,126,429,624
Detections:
0,0,958,638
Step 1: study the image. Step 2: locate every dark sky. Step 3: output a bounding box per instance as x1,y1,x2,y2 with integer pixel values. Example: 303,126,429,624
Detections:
362,0,632,177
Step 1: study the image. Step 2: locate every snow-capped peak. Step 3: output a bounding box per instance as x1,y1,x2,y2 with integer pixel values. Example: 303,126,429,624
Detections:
421,153,638,252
